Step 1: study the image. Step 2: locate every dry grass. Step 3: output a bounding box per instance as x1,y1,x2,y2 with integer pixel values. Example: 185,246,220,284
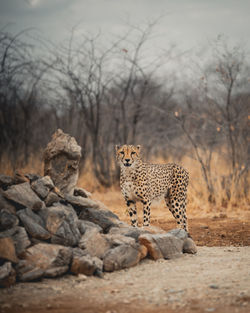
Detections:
78,154,250,220
1,152,249,220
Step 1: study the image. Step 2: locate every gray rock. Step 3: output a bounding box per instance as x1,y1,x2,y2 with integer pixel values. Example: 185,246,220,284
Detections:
65,195,100,212
18,268,45,282
139,233,183,260
43,129,81,195
167,228,189,240
44,265,69,278
17,209,50,240
0,175,14,188
12,227,31,257
24,173,41,183
103,243,141,272
0,262,16,287
109,225,148,241
22,243,72,270
0,209,19,231
23,207,45,227
31,176,54,199
105,233,136,247
45,192,60,207
70,249,103,276
45,203,81,246
0,192,17,214
77,220,102,235
183,238,197,254
74,187,92,198
0,237,19,263
3,182,44,211
0,226,18,238
78,228,111,258
79,206,120,233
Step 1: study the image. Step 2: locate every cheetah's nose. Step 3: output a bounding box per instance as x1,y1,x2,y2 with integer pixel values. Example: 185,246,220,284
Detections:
125,159,130,162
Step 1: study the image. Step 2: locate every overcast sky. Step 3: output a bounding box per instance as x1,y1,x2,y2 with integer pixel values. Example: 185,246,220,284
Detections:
1,0,250,73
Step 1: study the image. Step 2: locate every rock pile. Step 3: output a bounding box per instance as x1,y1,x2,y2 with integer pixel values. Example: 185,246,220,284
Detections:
0,129,197,288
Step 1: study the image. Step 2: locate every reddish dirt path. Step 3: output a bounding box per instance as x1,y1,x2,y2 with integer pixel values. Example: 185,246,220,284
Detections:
154,216,250,247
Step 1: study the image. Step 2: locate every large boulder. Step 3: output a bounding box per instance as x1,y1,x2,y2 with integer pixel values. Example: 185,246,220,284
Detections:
3,182,44,211
43,129,81,195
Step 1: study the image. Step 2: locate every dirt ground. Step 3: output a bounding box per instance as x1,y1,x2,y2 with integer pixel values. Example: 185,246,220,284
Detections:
0,211,250,313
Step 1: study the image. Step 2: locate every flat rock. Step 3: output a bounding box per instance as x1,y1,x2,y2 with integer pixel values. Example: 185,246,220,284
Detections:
78,228,111,258
17,209,50,240
65,195,100,211
183,238,198,254
103,243,141,272
105,233,136,247
3,182,44,211
139,233,183,260
45,203,81,246
74,187,92,198
79,206,120,233
18,268,45,282
167,228,189,240
31,176,54,199
0,237,19,263
22,243,72,270
109,225,148,241
44,265,69,278
0,209,19,231
0,262,16,287
43,129,81,195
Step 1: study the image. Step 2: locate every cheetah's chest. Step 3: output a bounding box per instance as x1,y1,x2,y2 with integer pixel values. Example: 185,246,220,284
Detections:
121,181,138,200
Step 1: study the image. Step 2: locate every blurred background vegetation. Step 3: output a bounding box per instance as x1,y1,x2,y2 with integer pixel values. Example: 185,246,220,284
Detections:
0,23,249,211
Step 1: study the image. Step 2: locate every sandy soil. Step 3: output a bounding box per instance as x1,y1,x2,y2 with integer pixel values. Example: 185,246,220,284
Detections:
1,214,250,313
0,245,249,313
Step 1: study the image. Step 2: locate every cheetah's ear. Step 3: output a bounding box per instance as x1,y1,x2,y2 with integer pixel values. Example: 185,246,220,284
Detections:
115,145,120,152
136,145,141,152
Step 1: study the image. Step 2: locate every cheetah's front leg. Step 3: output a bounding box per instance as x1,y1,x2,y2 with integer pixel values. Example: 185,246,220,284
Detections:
142,200,151,226
126,200,138,227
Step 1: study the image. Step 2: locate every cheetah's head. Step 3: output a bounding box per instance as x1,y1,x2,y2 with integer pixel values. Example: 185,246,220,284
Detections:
115,145,141,168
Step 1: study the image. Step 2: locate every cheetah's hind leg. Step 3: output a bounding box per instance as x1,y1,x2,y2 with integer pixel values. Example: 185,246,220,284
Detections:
164,189,188,232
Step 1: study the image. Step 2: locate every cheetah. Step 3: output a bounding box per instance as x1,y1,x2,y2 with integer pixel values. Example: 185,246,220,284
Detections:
116,144,189,231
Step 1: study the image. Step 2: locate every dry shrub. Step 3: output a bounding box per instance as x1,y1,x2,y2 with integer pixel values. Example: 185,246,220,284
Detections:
1,152,249,218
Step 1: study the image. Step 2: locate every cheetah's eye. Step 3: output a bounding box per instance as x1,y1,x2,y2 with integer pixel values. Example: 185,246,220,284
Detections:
120,151,124,155
131,151,136,155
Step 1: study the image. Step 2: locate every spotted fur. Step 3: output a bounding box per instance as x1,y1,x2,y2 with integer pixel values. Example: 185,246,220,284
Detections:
116,144,189,231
